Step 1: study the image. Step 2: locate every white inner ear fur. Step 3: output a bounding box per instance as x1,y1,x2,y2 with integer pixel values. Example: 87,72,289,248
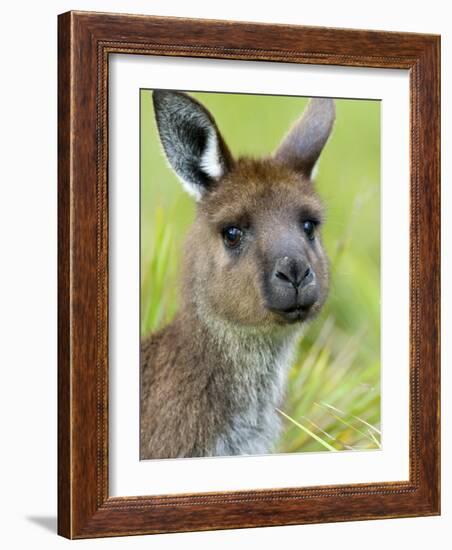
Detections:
310,159,320,181
177,128,225,202
200,129,224,181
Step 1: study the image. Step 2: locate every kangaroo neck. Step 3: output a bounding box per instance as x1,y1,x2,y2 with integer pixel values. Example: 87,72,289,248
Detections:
180,297,301,377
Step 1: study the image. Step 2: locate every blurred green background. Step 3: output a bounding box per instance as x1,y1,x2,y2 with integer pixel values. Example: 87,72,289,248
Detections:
140,90,381,454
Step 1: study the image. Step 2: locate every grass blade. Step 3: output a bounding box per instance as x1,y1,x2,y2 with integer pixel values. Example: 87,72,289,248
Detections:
276,408,338,452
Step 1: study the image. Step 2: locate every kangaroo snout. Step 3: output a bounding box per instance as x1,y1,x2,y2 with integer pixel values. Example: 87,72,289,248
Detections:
274,256,313,289
267,255,319,322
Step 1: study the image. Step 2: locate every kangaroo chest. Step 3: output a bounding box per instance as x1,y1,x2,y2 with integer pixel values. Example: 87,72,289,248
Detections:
210,339,293,456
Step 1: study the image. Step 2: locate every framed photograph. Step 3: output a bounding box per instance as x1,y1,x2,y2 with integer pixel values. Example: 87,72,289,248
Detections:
58,11,440,538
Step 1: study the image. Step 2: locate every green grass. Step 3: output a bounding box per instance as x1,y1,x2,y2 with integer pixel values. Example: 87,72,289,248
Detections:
140,90,381,453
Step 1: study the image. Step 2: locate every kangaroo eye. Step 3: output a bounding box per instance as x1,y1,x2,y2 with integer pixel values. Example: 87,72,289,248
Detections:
303,221,315,240
222,226,243,248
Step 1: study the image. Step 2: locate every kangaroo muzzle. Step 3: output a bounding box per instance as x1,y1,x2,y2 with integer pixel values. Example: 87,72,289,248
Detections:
264,253,319,323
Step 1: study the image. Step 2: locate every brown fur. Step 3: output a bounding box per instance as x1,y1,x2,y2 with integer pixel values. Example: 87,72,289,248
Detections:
184,159,328,327
141,93,334,459
141,159,329,459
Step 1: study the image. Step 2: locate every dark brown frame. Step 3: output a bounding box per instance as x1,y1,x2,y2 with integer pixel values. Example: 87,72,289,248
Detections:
58,10,440,539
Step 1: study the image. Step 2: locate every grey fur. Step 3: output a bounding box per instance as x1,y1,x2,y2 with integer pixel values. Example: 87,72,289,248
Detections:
141,304,300,459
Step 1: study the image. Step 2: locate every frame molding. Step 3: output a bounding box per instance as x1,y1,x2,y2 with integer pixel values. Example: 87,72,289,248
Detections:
58,11,440,538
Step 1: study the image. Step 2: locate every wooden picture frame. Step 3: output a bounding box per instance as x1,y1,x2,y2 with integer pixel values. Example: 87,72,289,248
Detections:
58,10,440,539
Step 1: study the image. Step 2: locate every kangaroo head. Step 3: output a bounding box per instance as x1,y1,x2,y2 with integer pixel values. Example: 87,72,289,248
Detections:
152,90,334,329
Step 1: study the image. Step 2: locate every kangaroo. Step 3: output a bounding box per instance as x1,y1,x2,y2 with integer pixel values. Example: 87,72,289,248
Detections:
140,91,335,459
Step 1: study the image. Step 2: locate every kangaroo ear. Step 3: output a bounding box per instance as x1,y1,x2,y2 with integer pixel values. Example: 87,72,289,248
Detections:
273,98,335,179
152,90,233,200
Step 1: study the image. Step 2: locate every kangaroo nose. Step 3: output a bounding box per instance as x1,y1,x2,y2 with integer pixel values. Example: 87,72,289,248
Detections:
274,257,312,289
